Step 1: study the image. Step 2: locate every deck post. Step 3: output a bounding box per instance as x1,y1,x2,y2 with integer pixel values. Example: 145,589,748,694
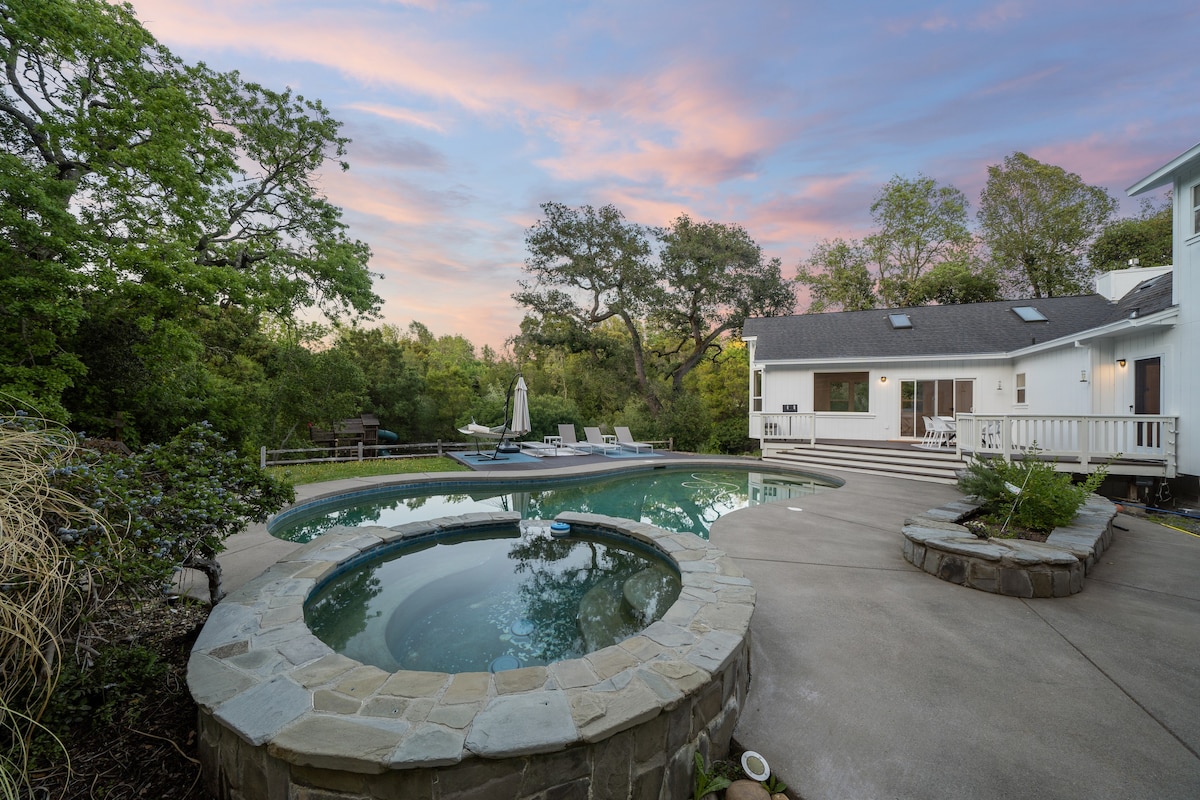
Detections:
1001,416,1012,462
1079,419,1091,471
357,441,364,462
260,446,267,469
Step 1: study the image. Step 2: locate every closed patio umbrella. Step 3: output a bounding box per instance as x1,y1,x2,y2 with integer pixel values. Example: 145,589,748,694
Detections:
511,376,531,436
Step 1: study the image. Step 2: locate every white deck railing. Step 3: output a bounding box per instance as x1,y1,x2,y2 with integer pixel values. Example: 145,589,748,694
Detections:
755,412,817,445
751,412,1178,477
954,414,1177,477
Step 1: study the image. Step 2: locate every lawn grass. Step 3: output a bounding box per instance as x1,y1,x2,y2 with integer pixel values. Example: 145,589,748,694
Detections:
266,456,469,488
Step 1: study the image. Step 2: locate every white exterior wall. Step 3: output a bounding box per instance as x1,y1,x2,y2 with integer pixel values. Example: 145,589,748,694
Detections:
758,360,1013,441
1012,346,1093,415
1171,160,1200,475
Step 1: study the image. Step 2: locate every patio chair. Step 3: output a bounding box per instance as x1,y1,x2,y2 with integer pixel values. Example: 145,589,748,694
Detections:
981,420,1001,449
920,416,937,448
583,426,620,454
614,426,654,453
928,416,955,448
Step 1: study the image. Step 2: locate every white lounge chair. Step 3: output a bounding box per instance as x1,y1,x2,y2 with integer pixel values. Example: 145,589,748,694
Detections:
556,424,592,454
583,426,620,454
614,426,653,453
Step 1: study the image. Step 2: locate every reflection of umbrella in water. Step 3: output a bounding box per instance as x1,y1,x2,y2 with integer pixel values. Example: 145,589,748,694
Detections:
500,490,532,515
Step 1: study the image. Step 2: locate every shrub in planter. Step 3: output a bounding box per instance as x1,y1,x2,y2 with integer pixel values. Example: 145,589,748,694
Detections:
958,447,1107,534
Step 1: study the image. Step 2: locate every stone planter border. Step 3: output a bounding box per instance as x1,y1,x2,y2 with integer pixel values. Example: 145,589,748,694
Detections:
901,495,1117,597
188,511,755,800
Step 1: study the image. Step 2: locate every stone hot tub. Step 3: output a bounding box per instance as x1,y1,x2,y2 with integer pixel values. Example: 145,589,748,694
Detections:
187,511,755,799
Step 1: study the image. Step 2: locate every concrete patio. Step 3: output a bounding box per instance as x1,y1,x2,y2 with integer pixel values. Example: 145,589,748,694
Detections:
213,461,1200,799
712,470,1200,800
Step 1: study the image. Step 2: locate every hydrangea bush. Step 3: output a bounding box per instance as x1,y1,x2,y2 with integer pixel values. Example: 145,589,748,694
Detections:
49,421,294,603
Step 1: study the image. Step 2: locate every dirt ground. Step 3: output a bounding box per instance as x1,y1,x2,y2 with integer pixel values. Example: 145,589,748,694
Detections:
28,600,213,800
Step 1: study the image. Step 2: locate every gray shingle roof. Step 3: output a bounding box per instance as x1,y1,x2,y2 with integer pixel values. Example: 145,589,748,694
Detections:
744,273,1174,362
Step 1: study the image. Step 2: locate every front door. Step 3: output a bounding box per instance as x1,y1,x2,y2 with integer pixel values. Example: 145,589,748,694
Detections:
1134,357,1161,447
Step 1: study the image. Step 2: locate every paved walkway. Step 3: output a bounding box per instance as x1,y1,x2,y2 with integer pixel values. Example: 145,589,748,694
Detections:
213,463,1200,799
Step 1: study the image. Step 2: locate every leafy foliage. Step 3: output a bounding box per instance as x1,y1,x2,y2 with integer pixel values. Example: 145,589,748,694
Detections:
866,174,975,307
1088,193,1173,272
957,451,1107,533
517,203,794,416
48,421,294,602
795,238,877,312
0,0,379,430
693,751,733,799
978,152,1118,298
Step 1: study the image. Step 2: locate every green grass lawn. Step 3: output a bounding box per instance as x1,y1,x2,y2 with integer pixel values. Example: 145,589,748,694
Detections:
267,456,469,488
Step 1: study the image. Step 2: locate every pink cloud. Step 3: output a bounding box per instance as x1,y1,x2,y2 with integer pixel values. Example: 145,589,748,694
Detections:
346,103,447,133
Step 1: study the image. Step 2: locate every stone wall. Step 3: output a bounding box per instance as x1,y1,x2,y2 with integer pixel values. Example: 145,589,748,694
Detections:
901,495,1117,597
189,511,755,799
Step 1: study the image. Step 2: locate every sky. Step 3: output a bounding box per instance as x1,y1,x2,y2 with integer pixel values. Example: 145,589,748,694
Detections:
125,0,1200,350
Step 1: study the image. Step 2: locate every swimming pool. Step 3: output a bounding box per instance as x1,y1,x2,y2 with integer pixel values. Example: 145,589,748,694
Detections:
271,465,837,542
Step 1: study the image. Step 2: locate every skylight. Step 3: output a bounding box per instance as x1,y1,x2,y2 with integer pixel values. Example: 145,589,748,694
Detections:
1012,306,1047,322
888,313,912,329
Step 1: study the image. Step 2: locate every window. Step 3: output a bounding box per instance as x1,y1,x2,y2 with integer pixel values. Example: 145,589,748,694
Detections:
815,372,869,412
1015,373,1026,404
888,313,912,329
752,370,763,412
1193,184,1200,236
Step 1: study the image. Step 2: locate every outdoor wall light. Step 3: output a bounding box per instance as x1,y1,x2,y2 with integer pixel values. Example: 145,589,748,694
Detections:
996,380,1003,391
880,376,887,383
1080,370,1088,382
1117,358,1127,367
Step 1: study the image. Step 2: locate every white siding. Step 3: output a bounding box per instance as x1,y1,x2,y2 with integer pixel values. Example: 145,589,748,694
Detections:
1013,347,1092,415
1174,163,1200,475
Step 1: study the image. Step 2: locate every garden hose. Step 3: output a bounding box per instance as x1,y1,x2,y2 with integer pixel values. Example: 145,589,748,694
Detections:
1106,498,1200,538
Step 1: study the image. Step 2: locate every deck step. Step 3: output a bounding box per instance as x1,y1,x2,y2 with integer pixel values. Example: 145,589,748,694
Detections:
763,442,968,485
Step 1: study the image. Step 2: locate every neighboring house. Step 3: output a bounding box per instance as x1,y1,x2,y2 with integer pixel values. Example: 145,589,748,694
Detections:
743,141,1200,496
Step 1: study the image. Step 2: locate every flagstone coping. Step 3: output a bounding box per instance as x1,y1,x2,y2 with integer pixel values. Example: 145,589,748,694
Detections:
189,510,754,777
901,495,1117,597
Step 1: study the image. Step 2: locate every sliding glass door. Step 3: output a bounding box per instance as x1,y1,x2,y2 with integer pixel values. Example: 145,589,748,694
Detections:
899,380,974,438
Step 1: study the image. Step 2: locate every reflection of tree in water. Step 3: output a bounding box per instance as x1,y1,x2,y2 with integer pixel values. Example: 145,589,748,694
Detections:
506,532,674,661
284,504,387,542
305,568,384,652
521,472,747,539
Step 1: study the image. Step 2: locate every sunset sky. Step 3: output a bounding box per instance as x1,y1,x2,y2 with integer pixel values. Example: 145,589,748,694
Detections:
127,0,1199,350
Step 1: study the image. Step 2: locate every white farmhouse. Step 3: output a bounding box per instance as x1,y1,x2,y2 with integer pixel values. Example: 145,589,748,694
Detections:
743,141,1200,502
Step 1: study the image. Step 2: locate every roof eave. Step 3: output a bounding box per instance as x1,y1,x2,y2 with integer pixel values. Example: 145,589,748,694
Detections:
1127,141,1200,196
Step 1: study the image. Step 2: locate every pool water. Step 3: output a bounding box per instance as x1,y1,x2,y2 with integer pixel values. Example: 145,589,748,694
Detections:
275,467,833,543
304,524,681,673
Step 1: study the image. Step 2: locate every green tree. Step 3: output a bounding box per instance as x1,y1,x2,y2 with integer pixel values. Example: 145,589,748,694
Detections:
516,203,659,410
262,323,367,447
795,238,877,313
517,204,793,416
978,152,1117,297
0,153,86,419
866,175,975,307
332,325,428,439
0,0,380,428
1088,193,1173,272
912,259,1002,305
652,214,795,393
